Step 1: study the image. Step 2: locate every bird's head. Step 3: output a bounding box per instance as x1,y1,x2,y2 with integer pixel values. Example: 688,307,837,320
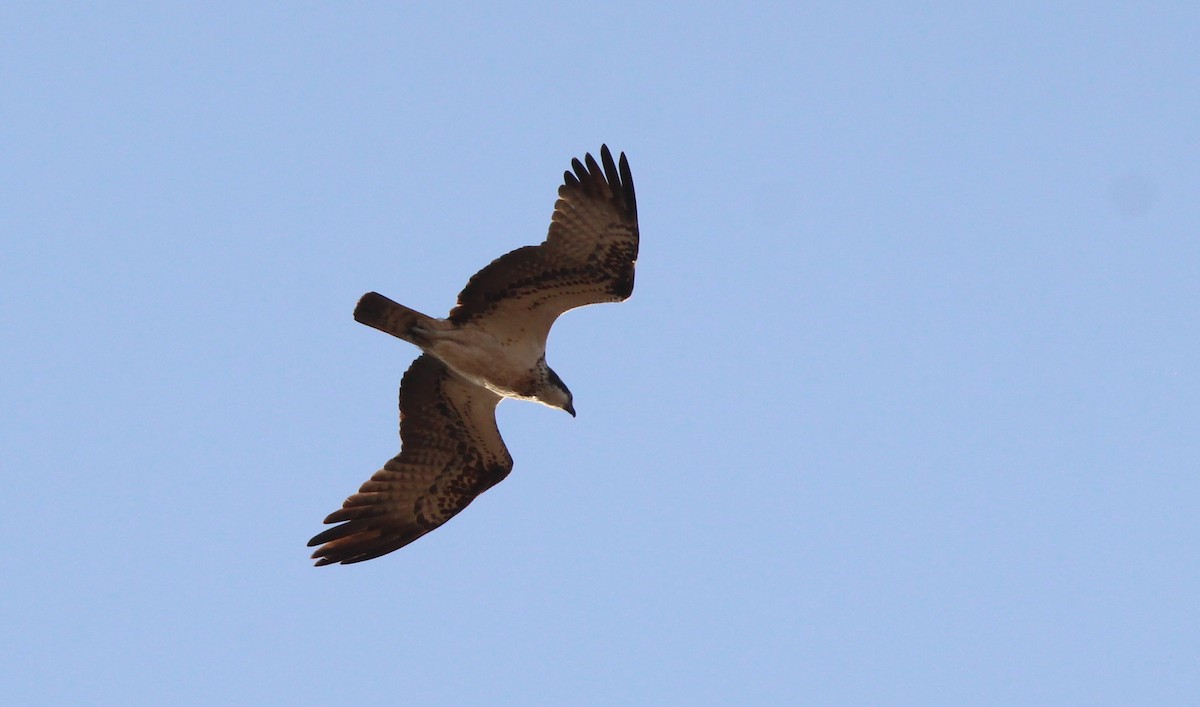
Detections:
537,366,575,417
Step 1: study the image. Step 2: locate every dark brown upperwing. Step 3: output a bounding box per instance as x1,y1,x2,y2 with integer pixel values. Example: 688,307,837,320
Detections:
447,145,638,346
308,355,512,565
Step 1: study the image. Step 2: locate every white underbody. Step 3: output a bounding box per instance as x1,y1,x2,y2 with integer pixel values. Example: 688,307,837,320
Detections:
414,321,546,401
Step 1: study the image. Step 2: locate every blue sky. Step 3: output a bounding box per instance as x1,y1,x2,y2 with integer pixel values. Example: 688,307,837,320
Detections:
3,3,1198,705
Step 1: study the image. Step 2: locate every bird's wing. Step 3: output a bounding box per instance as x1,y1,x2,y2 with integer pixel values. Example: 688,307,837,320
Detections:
448,145,639,348
308,354,511,565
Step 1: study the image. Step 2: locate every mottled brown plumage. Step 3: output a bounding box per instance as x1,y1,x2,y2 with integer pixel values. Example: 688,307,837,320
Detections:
309,355,509,565
309,146,638,565
449,147,639,346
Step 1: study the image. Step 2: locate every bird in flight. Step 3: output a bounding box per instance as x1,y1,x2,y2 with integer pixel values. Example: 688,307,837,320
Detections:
309,146,639,565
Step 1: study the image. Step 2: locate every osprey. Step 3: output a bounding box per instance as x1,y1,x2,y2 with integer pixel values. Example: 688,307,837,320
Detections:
309,146,638,565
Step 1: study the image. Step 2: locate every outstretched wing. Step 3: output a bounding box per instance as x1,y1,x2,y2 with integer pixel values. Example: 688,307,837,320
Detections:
448,145,639,347
308,355,512,565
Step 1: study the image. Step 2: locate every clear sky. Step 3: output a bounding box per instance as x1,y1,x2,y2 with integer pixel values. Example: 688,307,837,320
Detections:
3,3,1198,705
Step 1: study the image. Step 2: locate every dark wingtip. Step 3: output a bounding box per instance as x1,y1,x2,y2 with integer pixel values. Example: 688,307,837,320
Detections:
617,152,635,219
583,152,602,182
570,157,588,186
599,145,617,184
590,145,635,221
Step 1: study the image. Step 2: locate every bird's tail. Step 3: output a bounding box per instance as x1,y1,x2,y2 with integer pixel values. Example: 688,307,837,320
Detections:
353,292,439,346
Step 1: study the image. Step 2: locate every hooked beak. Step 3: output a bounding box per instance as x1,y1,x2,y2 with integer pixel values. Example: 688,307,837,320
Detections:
565,402,576,417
